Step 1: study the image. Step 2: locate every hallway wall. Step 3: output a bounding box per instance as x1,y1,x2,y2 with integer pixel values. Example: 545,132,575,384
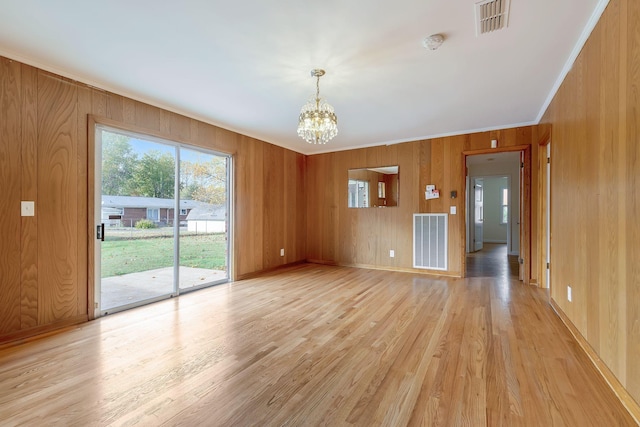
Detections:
540,0,640,410
480,177,508,243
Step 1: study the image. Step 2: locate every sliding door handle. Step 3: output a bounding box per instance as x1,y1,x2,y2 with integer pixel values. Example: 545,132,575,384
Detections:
97,223,105,241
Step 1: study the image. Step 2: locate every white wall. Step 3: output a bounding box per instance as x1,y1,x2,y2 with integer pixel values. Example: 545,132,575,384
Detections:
468,160,520,255
482,177,508,243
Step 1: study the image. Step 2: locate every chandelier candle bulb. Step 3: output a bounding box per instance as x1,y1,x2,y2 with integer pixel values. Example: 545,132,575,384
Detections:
297,69,338,144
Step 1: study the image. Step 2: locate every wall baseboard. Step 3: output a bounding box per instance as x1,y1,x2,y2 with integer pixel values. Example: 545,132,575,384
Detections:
235,260,308,281
482,239,508,244
334,262,461,278
550,298,640,424
305,259,338,266
0,314,88,348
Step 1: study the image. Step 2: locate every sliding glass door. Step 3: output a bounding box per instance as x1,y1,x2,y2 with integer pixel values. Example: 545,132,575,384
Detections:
94,126,230,316
178,147,230,291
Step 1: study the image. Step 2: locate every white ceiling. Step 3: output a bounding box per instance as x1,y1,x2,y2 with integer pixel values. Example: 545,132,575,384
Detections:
0,0,605,155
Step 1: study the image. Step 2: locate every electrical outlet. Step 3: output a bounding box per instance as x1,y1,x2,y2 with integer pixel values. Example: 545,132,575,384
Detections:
389,250,395,258
280,248,284,257
567,285,572,302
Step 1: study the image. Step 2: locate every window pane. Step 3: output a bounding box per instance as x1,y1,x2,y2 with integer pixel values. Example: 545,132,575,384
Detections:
502,188,509,205
348,179,369,207
146,208,159,221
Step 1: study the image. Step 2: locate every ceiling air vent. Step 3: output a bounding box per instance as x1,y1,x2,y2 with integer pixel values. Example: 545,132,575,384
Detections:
475,0,510,36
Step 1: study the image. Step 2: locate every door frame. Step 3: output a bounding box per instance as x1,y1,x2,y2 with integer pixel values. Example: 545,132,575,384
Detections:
88,115,233,320
467,174,513,254
461,144,531,283
470,177,484,252
539,140,551,289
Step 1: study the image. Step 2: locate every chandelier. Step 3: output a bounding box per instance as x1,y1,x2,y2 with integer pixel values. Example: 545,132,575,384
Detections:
297,69,338,144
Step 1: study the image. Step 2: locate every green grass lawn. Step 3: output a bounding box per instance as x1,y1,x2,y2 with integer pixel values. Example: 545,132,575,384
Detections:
101,233,227,278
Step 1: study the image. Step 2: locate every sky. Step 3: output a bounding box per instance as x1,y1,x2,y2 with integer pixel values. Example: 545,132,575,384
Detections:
129,137,218,164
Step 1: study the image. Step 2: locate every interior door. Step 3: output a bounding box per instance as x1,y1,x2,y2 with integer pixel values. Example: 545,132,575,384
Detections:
473,178,484,251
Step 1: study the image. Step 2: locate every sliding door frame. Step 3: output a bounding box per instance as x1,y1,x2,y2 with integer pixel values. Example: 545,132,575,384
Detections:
88,115,233,320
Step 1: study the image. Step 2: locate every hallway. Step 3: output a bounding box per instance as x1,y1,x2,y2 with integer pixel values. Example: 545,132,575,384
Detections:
466,243,519,278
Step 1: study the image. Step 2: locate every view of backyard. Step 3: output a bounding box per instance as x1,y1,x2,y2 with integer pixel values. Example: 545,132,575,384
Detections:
98,130,230,310
101,228,226,277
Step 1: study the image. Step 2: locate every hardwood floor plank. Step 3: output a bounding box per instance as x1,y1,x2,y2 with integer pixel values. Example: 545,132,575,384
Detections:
0,258,635,426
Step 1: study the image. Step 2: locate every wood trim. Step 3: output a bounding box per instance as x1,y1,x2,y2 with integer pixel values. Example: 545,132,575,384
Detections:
87,115,97,320
87,115,237,156
305,259,338,266
520,146,533,285
460,152,467,277
536,125,552,146
461,144,530,157
0,314,87,349
550,298,640,424
235,260,307,281
334,262,462,278
538,135,551,290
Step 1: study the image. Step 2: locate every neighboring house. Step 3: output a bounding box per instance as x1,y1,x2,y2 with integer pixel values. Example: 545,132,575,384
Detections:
186,205,226,233
101,195,200,227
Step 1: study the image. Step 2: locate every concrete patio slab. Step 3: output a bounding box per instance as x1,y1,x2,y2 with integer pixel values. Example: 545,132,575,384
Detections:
101,266,227,310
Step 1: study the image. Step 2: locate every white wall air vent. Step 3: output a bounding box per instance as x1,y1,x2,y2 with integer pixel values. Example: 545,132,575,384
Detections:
475,0,510,36
413,213,448,271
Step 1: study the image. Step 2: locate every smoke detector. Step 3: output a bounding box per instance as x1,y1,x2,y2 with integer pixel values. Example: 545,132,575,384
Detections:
475,0,510,36
423,34,444,51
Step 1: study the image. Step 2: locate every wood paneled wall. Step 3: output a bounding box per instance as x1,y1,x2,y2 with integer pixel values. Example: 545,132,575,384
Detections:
540,0,640,408
306,127,542,278
0,56,306,342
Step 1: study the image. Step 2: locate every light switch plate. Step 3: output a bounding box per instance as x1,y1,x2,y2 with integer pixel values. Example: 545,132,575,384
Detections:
389,250,395,258
450,206,457,215
21,201,35,217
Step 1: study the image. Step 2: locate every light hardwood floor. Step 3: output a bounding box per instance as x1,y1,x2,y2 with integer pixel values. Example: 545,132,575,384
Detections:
0,258,635,426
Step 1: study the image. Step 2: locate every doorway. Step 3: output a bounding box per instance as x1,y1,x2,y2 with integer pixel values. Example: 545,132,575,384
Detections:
465,150,522,279
93,125,231,316
470,177,484,252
